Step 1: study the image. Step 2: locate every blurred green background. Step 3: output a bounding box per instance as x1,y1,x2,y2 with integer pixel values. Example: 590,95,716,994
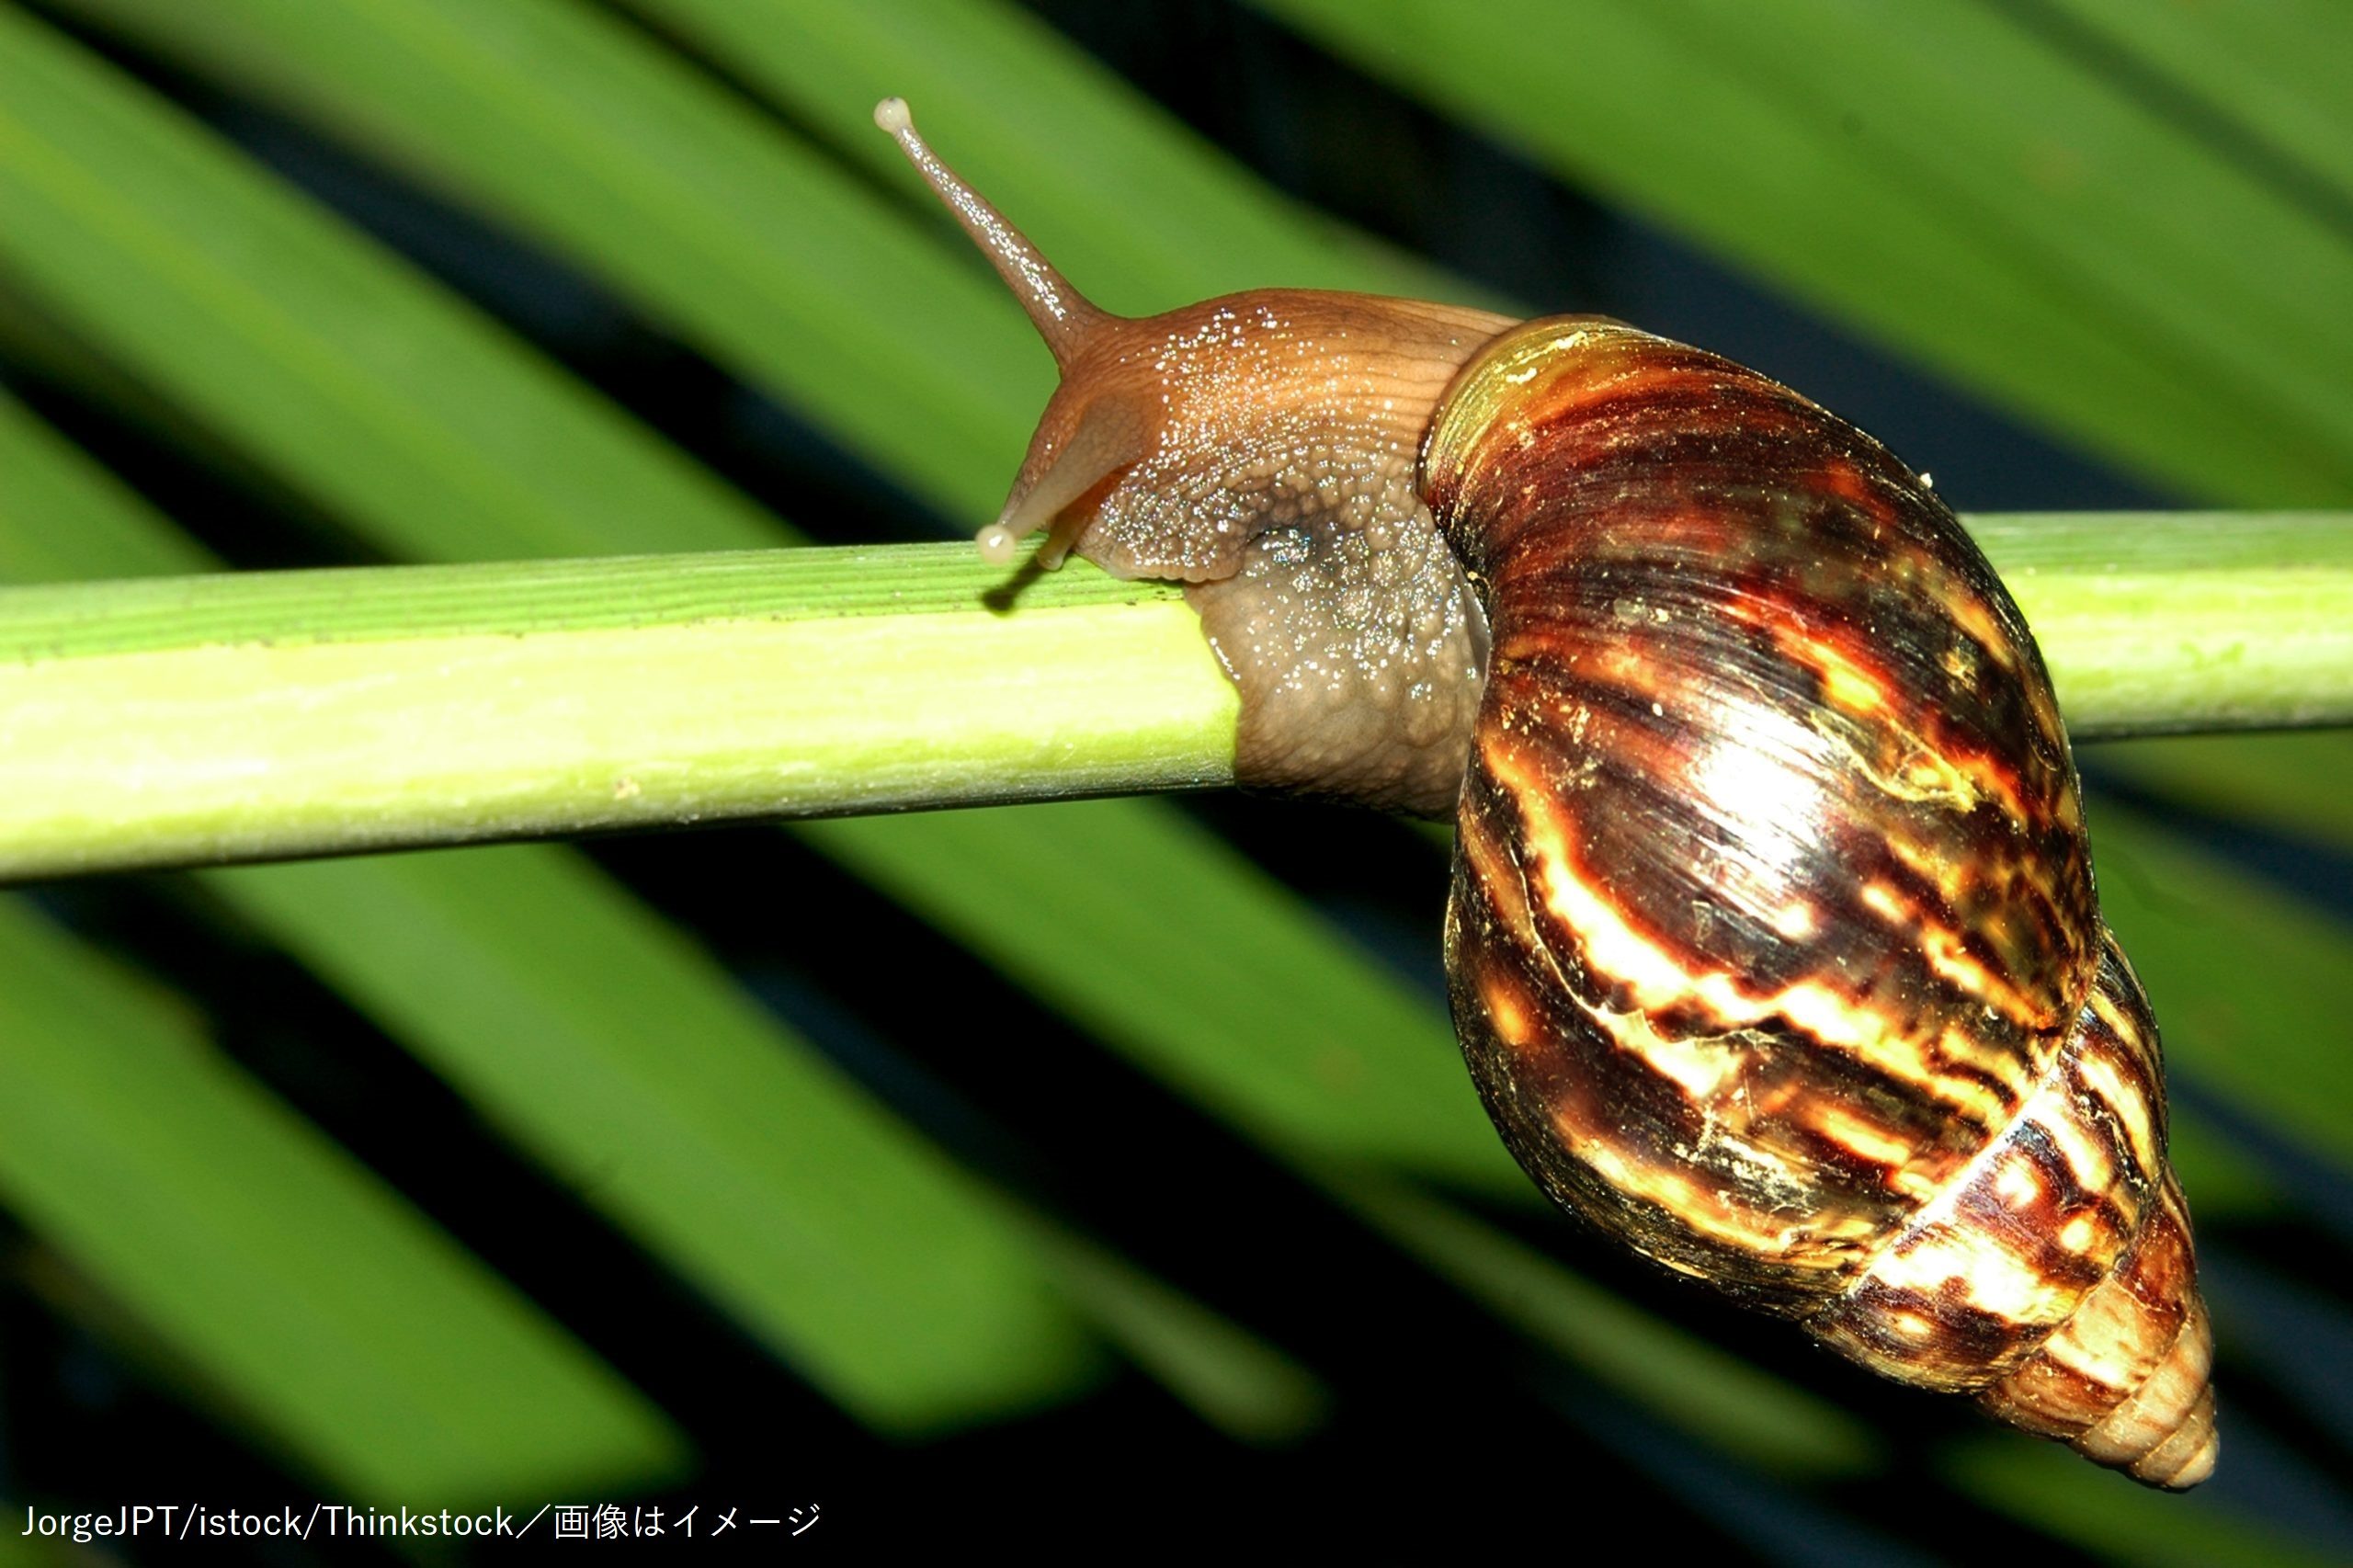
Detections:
2,1,2350,1561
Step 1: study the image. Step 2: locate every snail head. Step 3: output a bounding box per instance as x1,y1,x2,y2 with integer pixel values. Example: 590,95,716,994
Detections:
875,98,1511,583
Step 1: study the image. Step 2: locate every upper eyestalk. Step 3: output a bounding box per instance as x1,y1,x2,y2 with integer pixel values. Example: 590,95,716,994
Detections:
873,97,1108,370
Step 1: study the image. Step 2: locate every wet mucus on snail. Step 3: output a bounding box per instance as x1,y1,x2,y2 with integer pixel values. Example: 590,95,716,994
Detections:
876,97,2216,1489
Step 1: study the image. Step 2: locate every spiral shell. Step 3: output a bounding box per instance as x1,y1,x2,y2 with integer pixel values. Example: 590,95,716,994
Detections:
1426,318,2214,1487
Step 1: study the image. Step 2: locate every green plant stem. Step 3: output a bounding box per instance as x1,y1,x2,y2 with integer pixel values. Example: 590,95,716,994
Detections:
1,514,2347,882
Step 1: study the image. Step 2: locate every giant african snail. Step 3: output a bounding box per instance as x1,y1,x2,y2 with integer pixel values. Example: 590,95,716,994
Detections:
876,97,2216,1489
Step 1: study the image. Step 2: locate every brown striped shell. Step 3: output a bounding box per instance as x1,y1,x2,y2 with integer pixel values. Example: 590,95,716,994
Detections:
881,101,2214,1489
1429,320,2213,1487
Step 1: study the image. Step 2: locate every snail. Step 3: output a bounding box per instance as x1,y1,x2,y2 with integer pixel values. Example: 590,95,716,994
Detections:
875,98,2216,1489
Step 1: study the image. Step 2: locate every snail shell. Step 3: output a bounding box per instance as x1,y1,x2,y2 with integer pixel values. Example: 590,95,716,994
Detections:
879,100,2215,1488
1431,321,2214,1486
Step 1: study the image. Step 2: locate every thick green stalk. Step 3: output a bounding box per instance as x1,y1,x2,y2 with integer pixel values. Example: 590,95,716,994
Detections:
0,542,1235,878
1,514,2347,881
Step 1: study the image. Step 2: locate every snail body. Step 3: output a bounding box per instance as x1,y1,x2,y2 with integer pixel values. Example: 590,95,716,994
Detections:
878,100,2214,1487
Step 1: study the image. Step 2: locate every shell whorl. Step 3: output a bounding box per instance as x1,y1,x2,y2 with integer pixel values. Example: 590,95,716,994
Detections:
1427,318,2213,1487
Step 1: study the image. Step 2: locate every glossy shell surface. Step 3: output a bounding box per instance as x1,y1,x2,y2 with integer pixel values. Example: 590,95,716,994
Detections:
1424,318,2213,1486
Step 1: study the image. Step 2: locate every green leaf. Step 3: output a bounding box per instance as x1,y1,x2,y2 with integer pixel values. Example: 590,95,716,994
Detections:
1255,0,2353,505
201,847,1103,1433
803,799,1515,1190
609,0,1476,310
2038,0,2353,210
0,383,210,580
1020,1220,1327,1444
43,0,1047,520
0,2,780,557
2091,729,2353,852
0,893,686,1499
